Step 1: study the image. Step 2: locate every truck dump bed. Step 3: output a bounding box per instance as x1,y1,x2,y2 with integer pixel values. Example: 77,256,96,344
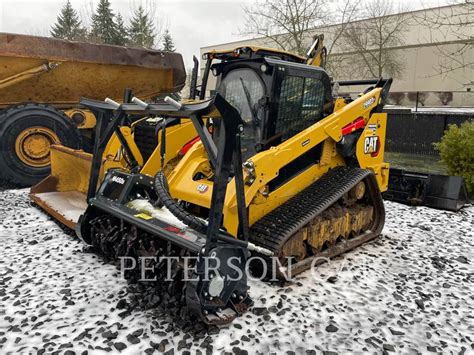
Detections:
0,33,186,107
1,33,189,228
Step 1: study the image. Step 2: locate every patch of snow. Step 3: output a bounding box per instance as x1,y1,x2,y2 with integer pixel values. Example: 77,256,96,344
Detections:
385,105,474,114
413,107,474,114
0,189,473,353
31,191,88,224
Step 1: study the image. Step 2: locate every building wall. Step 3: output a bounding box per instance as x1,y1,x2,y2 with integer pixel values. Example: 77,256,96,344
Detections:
332,42,473,106
199,4,473,106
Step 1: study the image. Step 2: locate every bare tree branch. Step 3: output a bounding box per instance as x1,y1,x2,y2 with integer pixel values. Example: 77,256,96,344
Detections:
241,0,330,56
340,0,410,78
324,0,361,76
413,1,473,75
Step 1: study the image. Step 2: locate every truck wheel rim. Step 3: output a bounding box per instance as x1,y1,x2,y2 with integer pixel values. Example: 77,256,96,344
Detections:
15,126,60,168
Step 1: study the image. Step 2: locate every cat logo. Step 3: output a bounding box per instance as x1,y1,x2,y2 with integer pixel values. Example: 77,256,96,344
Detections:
197,184,209,193
364,136,380,157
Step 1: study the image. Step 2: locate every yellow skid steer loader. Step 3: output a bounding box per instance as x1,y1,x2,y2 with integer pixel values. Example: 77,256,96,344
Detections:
32,36,392,324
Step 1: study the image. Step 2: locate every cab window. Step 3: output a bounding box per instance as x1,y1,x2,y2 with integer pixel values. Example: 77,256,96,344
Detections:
217,68,265,159
275,75,325,141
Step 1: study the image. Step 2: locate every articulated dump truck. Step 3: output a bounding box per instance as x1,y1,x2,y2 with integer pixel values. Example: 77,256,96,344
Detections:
0,33,185,186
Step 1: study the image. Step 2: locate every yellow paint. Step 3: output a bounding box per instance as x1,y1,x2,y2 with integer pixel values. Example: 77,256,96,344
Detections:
306,205,373,251
0,62,58,91
14,126,60,167
0,56,176,106
306,35,326,67
168,142,214,209
141,120,197,176
356,112,390,191
134,213,153,220
64,109,97,129
31,117,196,206
166,87,387,236
120,126,144,167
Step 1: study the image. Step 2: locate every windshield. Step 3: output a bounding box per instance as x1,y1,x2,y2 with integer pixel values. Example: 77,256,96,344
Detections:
217,68,265,159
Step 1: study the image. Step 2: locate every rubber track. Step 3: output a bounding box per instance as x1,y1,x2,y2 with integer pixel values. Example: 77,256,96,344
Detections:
248,166,385,275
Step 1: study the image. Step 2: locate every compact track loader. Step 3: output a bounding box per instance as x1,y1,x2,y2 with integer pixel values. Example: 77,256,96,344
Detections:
34,36,392,324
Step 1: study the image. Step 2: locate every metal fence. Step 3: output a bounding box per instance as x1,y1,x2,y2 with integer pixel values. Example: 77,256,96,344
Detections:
385,111,473,155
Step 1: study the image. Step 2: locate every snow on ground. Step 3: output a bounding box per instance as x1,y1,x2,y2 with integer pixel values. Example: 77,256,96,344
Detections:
412,107,474,114
384,105,474,114
0,188,473,354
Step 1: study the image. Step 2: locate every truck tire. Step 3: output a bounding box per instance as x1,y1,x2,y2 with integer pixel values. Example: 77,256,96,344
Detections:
0,103,82,186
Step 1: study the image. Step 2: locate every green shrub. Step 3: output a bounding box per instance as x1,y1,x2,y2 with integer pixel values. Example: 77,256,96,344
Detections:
434,121,474,193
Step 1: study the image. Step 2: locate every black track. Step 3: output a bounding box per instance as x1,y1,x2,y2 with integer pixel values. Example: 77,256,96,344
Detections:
248,166,385,277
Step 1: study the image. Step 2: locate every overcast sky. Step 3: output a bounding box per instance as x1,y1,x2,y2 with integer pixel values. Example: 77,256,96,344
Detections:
0,0,450,68
0,0,253,68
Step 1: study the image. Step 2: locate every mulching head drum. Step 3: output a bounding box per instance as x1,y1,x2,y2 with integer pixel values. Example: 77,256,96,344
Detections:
76,169,252,325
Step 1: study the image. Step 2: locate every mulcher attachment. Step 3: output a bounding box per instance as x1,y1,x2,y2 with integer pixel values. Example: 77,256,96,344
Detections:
76,93,258,325
186,245,253,325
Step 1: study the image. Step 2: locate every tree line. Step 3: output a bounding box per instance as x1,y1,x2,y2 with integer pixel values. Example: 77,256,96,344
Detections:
50,0,175,51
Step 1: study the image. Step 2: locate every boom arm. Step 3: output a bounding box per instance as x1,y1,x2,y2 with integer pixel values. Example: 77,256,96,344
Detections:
220,82,391,234
248,91,381,180
306,34,327,68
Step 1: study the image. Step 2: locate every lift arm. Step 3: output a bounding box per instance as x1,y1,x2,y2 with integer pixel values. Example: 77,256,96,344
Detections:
306,34,327,68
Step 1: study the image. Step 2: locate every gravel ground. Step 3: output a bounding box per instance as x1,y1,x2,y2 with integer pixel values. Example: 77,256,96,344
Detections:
0,188,473,354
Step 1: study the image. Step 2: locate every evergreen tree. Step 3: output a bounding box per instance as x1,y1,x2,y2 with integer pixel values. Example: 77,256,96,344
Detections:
90,0,119,45
114,14,128,46
50,0,87,40
162,29,175,52
128,5,155,48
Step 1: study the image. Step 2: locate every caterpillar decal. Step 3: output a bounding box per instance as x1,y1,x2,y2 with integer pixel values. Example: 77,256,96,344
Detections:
364,136,380,157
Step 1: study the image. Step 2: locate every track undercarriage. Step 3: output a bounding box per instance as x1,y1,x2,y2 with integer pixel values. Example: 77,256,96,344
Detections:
249,166,385,279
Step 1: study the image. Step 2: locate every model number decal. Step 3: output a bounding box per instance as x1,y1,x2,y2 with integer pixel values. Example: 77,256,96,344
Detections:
364,136,380,157
111,176,126,184
197,184,209,193
363,97,376,109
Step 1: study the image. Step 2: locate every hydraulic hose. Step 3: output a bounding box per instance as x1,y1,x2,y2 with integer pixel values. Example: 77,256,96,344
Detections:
154,171,208,234
154,172,273,256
